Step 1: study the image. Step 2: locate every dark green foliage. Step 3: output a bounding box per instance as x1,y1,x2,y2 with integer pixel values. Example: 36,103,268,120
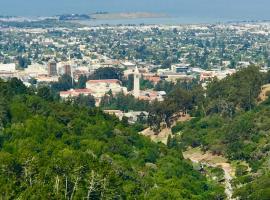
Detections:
0,79,223,199
235,165,248,177
153,66,265,122
140,79,154,90
51,74,73,92
234,174,270,200
76,75,87,89
17,56,30,69
89,67,123,81
168,66,270,199
37,86,54,101
206,66,264,115
73,94,96,108
100,92,150,112
150,66,266,132
8,77,28,96
123,74,134,91
0,98,9,130
148,100,176,132
148,82,205,131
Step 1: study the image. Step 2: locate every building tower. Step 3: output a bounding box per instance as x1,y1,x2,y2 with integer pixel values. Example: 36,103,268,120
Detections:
133,66,140,98
48,60,57,76
63,64,71,76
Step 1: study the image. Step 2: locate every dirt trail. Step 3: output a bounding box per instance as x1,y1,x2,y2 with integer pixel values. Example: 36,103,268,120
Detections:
183,148,234,200
140,127,171,144
140,114,192,144
140,116,236,198
258,84,270,103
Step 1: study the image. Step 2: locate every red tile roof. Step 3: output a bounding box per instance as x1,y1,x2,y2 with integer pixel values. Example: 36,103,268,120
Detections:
145,76,161,83
73,89,92,93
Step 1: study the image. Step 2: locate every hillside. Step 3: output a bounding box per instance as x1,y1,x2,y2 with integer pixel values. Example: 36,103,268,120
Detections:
171,66,270,199
0,78,224,199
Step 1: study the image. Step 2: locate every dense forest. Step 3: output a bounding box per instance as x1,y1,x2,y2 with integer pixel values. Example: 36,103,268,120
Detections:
0,78,224,199
171,66,270,199
1,66,269,199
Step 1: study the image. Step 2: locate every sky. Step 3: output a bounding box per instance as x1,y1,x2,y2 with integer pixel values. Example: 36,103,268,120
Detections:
0,0,270,21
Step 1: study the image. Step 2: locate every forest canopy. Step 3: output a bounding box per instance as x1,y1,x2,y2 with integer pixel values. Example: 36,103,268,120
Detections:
0,78,224,199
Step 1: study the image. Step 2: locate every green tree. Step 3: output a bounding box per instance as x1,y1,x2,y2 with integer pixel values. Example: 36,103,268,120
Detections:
89,67,123,81
37,86,54,101
76,75,87,89
73,94,96,108
51,74,73,92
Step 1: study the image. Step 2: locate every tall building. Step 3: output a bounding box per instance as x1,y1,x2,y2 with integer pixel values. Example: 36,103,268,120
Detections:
133,66,140,98
63,64,71,76
48,60,57,76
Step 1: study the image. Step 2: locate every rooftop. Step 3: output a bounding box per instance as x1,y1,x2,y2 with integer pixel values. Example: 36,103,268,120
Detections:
87,79,120,84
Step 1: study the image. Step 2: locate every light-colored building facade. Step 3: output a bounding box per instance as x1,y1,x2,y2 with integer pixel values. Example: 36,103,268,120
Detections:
86,79,127,98
133,67,140,98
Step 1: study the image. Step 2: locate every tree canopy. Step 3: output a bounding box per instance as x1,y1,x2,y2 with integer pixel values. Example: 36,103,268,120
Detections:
0,78,224,199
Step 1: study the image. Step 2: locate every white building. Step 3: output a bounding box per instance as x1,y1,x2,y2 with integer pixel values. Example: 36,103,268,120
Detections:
121,61,136,69
171,63,190,74
60,79,127,106
24,63,47,77
104,110,148,124
0,63,16,72
133,67,140,98
60,89,93,98
86,79,127,98
0,63,17,79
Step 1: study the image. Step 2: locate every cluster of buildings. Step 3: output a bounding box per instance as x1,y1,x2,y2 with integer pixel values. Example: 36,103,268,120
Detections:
0,56,243,108
56,59,238,107
104,110,148,124
59,65,166,106
2,22,270,123
60,79,128,106
156,63,237,83
0,59,89,85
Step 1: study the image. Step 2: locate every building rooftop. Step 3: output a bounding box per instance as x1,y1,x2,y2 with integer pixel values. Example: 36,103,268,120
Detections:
60,88,92,96
87,79,120,84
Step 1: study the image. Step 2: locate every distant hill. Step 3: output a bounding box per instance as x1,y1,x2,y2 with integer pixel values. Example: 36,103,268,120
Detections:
57,14,91,21
90,12,168,20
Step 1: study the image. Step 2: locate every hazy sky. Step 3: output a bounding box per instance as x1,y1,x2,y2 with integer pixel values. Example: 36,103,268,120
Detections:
1,0,270,21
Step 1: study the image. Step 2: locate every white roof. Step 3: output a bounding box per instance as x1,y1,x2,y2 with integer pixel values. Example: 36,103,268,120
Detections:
158,91,167,95
0,63,16,72
122,61,136,66
191,68,206,73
